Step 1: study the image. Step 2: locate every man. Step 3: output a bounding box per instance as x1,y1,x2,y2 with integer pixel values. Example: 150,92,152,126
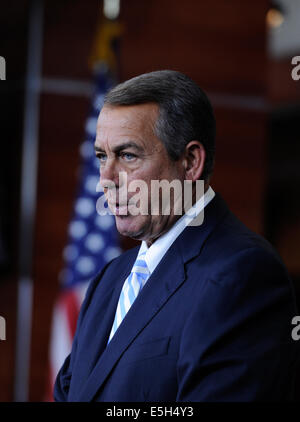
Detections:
54,70,299,401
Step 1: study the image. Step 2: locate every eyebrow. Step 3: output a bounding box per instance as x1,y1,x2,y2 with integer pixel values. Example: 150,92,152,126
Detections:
94,142,144,155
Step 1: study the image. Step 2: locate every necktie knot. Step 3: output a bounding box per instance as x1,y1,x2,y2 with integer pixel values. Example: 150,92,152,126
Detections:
131,251,150,280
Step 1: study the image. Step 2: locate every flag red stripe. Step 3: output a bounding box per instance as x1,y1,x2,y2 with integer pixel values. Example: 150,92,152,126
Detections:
60,290,80,339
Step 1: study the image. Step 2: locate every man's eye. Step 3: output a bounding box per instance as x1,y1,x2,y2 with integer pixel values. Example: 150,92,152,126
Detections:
122,152,136,161
97,154,107,163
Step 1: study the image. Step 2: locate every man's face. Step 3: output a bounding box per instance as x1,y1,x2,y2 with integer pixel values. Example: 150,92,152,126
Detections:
95,103,185,244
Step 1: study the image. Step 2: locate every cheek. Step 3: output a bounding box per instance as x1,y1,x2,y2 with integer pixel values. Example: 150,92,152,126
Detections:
126,160,181,201
127,168,155,194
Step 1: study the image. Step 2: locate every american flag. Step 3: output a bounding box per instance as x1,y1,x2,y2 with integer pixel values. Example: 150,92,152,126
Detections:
46,65,121,400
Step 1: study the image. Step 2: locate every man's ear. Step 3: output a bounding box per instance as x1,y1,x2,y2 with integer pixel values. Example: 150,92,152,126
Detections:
182,141,206,181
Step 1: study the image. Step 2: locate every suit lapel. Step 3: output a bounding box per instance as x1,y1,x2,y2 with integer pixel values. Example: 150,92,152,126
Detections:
70,250,137,401
77,240,185,401
178,192,229,264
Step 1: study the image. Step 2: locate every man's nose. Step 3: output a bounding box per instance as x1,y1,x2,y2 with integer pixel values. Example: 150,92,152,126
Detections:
99,159,119,191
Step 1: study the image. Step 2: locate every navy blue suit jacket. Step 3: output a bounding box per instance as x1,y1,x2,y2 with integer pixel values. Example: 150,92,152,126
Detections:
54,193,299,401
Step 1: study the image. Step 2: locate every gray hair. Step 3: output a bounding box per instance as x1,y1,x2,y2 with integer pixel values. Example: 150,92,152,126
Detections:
104,70,216,181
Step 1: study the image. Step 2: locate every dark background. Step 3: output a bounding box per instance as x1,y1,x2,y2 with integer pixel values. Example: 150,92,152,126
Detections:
0,0,299,402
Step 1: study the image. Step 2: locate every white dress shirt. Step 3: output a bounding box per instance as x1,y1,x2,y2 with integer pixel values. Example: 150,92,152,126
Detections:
138,186,215,275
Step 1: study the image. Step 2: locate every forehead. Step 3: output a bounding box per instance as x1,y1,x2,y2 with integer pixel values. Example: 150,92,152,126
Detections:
96,103,159,147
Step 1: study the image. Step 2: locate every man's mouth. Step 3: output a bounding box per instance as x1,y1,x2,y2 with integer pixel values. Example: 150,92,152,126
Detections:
109,202,130,216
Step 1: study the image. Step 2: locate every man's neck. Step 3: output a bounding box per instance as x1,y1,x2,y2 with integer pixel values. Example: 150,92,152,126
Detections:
145,181,211,248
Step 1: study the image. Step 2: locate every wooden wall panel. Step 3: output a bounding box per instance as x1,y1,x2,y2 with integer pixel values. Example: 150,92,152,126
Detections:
120,0,268,95
212,107,267,234
42,0,101,79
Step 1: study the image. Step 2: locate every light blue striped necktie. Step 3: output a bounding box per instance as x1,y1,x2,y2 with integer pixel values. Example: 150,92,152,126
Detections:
108,250,150,343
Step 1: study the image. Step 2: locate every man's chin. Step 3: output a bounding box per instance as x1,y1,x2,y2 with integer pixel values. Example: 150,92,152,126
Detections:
115,214,148,239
